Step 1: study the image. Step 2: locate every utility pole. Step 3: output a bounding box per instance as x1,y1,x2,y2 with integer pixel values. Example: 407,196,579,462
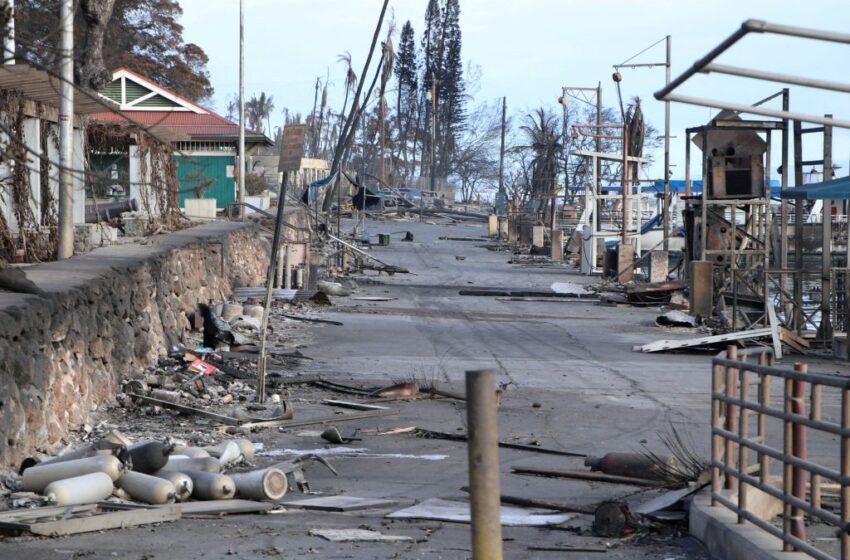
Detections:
237,0,246,220
596,83,603,233
427,76,437,220
56,0,74,259
613,35,672,249
498,96,506,211
3,0,14,65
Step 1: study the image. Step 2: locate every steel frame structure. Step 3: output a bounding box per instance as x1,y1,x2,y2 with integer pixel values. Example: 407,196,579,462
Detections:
657,19,849,343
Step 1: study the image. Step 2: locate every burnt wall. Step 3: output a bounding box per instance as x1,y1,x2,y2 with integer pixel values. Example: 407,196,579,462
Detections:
0,222,268,467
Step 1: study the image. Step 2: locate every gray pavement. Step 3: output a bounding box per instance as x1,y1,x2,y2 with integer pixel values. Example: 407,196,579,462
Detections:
8,218,728,559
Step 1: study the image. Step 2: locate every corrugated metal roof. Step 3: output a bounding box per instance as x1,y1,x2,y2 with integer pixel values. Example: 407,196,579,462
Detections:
90,110,270,144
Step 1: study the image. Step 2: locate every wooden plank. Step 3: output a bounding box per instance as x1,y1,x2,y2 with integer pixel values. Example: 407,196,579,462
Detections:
780,327,810,354
512,466,660,486
240,408,399,429
634,328,773,353
22,507,180,536
767,303,783,359
127,393,240,425
0,504,97,522
322,399,390,411
172,499,273,516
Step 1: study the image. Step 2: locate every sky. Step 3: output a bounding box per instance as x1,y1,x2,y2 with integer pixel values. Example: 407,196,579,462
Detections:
178,0,850,183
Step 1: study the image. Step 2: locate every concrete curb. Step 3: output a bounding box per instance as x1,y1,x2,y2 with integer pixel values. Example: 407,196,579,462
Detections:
689,489,808,560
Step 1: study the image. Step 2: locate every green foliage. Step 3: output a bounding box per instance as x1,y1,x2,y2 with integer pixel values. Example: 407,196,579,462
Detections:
15,0,214,102
245,173,268,196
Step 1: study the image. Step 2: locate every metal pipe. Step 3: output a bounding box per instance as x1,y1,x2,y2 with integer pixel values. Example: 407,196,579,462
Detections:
621,124,629,244
780,90,789,295
3,0,14,65
661,94,850,130
742,19,850,44
790,369,807,543
256,171,289,403
841,388,850,560
703,63,850,94
596,83,602,233
820,116,834,342
663,35,671,250
793,120,804,331
56,0,74,260
655,23,749,100
237,0,245,220
466,369,503,560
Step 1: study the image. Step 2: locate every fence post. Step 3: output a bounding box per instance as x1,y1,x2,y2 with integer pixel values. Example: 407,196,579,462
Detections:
725,345,738,491
783,376,794,551
711,360,723,506
738,364,750,523
790,366,807,544
759,351,770,485
811,383,823,510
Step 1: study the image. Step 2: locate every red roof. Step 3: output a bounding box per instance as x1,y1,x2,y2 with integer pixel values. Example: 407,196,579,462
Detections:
91,110,268,143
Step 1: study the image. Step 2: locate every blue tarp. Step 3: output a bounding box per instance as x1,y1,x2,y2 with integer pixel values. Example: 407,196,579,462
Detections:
778,176,850,200
602,179,782,196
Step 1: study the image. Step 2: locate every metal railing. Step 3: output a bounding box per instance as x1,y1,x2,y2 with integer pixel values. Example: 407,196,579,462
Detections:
711,346,850,559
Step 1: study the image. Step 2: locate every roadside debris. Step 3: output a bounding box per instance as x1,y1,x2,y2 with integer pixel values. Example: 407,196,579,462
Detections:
287,495,397,512
387,498,575,526
309,528,414,543
1,431,314,538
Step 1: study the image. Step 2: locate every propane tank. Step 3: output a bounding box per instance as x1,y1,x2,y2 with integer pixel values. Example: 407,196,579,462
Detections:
172,446,210,458
44,472,115,506
151,471,193,502
205,439,255,462
23,455,125,493
128,441,173,474
233,439,256,462
117,471,176,505
584,452,677,481
231,468,287,501
184,470,236,500
202,441,242,467
160,456,222,473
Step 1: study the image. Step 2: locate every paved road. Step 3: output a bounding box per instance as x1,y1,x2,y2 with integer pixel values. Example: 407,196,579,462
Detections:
14,218,721,559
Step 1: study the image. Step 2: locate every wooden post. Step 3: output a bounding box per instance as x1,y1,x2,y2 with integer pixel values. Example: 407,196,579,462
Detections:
725,345,738,491
466,369,503,560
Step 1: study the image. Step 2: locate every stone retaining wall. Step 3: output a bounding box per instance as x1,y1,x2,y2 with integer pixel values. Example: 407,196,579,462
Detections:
0,222,269,468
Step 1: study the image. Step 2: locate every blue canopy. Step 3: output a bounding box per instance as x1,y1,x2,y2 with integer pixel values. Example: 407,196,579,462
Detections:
310,172,337,188
779,176,850,200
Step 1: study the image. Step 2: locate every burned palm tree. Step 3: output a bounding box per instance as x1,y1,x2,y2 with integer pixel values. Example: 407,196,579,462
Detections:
625,97,645,185
377,22,396,184
519,108,563,221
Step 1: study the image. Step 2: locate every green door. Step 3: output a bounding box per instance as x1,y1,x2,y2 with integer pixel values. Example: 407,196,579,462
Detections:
88,153,130,200
175,154,236,208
